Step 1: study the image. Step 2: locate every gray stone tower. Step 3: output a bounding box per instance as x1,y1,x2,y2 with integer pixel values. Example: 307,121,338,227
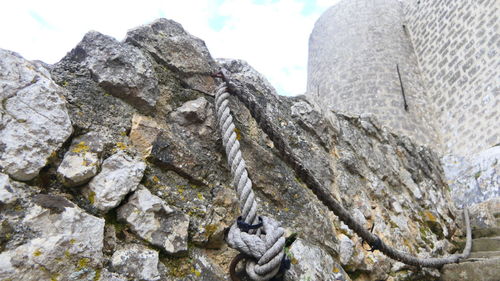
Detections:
307,0,499,159
307,0,440,150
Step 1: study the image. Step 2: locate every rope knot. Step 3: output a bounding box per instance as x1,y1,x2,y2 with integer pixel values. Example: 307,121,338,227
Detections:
227,216,286,281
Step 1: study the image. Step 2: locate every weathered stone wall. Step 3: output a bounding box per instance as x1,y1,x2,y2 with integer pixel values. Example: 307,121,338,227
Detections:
307,0,440,150
403,0,499,156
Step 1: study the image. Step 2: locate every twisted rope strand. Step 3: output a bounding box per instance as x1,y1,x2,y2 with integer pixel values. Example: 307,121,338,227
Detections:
215,85,285,281
219,71,472,268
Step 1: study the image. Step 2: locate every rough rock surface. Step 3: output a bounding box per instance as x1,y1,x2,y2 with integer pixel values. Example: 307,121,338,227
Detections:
0,49,73,181
125,18,218,95
130,114,163,158
117,187,190,255
88,151,146,211
0,173,17,204
111,244,160,281
64,31,159,113
0,194,104,281
284,238,350,281
443,146,500,208
57,132,105,187
0,18,474,281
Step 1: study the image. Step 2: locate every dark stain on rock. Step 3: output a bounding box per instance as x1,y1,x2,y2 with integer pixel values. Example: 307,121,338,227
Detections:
33,194,74,214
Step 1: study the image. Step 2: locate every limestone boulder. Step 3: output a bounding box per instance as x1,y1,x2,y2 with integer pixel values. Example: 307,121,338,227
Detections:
117,187,190,255
284,239,350,281
111,244,160,281
57,132,105,187
0,49,73,181
65,31,159,113
443,146,500,208
170,97,209,125
0,194,104,281
130,114,163,158
88,151,146,211
125,18,218,94
0,173,17,204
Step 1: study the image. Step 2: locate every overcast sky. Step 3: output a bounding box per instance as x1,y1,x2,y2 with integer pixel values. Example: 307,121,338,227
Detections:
0,0,339,96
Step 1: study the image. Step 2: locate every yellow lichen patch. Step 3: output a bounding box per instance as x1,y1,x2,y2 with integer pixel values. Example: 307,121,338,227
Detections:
423,211,437,222
204,224,218,238
152,176,160,184
120,131,128,136
64,250,71,258
332,266,340,273
51,273,60,281
33,249,43,257
77,257,90,270
93,269,102,281
197,193,204,200
190,267,201,277
283,207,289,212
88,191,96,205
163,257,193,278
115,142,127,150
234,128,242,141
177,188,184,195
69,238,76,245
72,142,90,154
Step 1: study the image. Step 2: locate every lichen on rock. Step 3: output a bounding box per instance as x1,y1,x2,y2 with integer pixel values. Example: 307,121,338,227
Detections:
87,151,146,212
0,49,73,181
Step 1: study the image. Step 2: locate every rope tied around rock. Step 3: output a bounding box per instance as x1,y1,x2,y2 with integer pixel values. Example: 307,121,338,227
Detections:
214,83,287,281
214,69,472,270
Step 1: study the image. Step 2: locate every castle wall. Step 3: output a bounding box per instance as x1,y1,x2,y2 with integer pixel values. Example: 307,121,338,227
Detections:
403,0,499,156
307,0,441,150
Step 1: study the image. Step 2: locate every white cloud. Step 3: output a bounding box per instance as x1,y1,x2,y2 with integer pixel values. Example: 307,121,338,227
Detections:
0,0,340,96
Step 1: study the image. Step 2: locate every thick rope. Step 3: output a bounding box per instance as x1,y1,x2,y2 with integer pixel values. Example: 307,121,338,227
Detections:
218,70,472,268
214,85,286,280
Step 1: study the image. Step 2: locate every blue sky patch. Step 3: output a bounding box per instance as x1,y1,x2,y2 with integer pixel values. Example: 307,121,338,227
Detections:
28,10,53,30
209,15,230,31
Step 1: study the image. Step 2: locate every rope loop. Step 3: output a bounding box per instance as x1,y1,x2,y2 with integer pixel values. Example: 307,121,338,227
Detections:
228,216,286,281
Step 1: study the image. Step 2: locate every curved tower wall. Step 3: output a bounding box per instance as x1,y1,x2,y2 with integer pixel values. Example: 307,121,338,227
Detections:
403,0,499,156
307,0,440,149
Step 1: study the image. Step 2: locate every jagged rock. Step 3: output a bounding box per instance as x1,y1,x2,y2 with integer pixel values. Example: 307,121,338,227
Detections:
130,114,163,158
0,49,73,181
111,244,160,281
190,186,239,248
284,239,350,281
469,198,500,228
117,187,190,255
0,194,104,281
217,58,278,97
443,147,500,208
88,151,146,211
170,97,209,125
162,248,227,281
57,132,105,187
125,18,218,94
338,234,355,265
66,31,159,113
0,173,17,204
